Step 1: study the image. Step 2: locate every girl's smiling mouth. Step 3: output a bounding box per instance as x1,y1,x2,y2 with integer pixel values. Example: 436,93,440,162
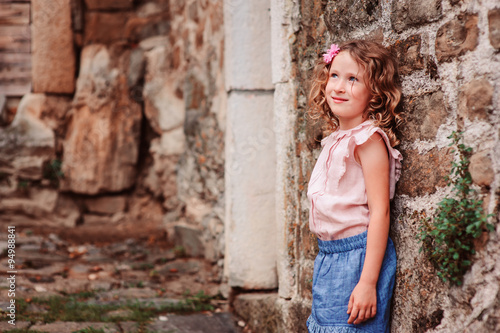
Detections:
332,96,348,103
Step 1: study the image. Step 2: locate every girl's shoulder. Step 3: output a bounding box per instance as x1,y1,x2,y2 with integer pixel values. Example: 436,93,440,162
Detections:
349,122,403,198
350,122,388,147
348,122,401,160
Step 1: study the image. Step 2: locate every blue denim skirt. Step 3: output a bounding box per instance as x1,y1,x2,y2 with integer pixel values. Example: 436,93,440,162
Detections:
307,231,397,333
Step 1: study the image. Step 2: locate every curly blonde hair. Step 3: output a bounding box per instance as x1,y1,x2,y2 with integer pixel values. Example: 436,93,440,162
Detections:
308,40,403,147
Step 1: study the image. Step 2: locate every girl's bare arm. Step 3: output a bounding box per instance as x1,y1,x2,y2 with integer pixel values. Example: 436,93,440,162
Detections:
347,132,390,325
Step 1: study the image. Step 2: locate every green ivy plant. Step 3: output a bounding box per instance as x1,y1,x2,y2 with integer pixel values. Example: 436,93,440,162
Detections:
418,131,494,286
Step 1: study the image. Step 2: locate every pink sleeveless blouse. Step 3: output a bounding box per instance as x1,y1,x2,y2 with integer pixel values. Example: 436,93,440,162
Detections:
307,120,402,241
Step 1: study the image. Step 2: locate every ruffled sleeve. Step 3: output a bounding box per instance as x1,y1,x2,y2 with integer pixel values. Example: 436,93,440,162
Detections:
343,125,402,199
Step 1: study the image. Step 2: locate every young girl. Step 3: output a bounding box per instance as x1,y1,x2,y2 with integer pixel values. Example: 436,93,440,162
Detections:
306,40,403,332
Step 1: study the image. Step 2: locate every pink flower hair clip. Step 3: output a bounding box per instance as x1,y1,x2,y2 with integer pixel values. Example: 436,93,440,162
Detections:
323,44,340,64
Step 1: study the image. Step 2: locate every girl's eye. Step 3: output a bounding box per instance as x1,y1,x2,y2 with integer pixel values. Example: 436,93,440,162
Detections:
331,73,338,78
349,76,358,82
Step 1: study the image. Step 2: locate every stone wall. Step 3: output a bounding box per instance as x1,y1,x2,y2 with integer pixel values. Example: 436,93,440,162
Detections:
0,0,226,274
264,0,500,332
0,0,32,97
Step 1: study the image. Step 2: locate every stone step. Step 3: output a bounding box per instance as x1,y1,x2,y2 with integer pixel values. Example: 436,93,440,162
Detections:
0,314,241,333
147,312,242,333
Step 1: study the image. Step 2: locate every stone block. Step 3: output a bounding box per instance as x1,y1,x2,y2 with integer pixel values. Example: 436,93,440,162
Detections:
0,191,79,228
364,27,385,44
298,262,314,301
185,196,212,224
398,148,452,197
0,322,30,331
401,91,449,142
226,91,277,290
274,81,298,299
127,193,165,227
84,11,130,44
325,0,381,39
469,151,494,187
38,95,73,132
435,13,479,63
32,187,58,212
233,293,279,333
84,0,133,10
174,224,205,257
147,141,180,209
0,3,30,25
489,9,500,49
277,297,313,333
185,74,206,110
159,259,201,275
67,263,91,279
170,1,185,16
71,0,84,31
0,194,55,219
147,313,241,333
82,213,113,225
84,195,127,214
224,0,273,90
61,44,142,195
30,322,119,333
391,0,442,32
31,0,75,94
300,222,318,261
128,48,145,89
3,98,22,126
136,2,165,17
203,226,224,263
0,94,55,179
143,46,185,134
458,78,493,121
0,50,31,96
270,0,292,84
0,94,71,158
389,35,424,76
125,12,170,43
12,156,47,180
153,128,185,156
138,36,170,51
0,25,30,55
53,194,81,227
208,1,223,34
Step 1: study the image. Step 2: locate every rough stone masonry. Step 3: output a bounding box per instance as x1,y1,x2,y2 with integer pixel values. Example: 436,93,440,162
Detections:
270,0,500,332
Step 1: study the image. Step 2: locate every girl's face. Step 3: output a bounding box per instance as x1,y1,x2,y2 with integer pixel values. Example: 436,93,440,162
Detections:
325,51,372,130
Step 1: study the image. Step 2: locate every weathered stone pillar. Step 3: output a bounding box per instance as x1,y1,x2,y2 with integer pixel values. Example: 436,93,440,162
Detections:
224,0,277,289
271,0,296,300
31,0,75,94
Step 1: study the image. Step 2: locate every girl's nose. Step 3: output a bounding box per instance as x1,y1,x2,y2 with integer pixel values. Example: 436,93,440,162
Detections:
334,80,346,93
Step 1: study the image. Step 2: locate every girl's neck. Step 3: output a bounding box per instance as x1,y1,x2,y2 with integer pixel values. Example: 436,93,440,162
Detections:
337,117,369,131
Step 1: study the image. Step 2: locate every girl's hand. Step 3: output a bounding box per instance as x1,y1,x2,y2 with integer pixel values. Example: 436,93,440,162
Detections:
347,281,377,325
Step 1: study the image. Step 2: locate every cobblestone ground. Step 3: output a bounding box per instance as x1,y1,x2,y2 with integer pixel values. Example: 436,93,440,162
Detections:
0,229,243,333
